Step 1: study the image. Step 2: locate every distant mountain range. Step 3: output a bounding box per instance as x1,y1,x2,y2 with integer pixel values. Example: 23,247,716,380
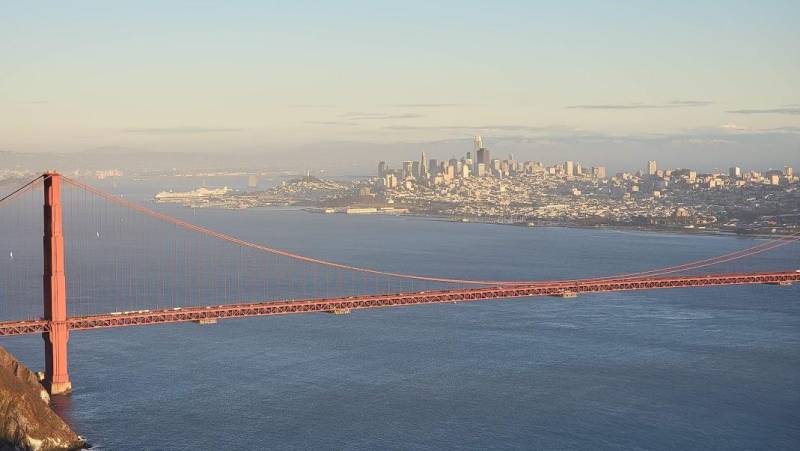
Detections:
0,148,269,173
2,131,798,175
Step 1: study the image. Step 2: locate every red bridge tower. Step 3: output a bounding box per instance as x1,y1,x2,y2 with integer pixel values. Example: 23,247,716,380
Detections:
43,172,71,395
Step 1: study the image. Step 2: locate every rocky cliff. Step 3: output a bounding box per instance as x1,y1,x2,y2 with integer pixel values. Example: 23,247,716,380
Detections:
0,347,84,451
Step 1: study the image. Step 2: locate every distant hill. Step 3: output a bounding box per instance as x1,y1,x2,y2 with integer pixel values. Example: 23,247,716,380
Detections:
2,131,798,176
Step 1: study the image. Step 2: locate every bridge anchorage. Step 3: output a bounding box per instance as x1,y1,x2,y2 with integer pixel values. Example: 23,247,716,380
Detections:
0,172,798,395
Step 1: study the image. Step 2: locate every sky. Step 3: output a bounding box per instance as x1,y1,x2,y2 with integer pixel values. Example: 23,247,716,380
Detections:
1,1,798,172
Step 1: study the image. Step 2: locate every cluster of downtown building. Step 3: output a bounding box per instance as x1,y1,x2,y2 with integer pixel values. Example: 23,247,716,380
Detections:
370,135,798,234
377,136,609,189
377,135,795,190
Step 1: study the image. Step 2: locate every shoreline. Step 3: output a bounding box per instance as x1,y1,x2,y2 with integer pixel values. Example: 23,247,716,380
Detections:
403,213,795,240
153,199,797,240
291,206,796,240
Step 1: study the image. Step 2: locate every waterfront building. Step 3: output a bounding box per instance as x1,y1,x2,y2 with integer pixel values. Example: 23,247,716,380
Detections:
154,186,231,202
247,175,258,188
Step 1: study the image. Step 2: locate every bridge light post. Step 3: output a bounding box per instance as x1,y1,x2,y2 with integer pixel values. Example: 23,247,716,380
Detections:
43,172,72,395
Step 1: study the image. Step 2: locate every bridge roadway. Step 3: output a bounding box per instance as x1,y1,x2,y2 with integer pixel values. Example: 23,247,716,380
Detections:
1,271,798,337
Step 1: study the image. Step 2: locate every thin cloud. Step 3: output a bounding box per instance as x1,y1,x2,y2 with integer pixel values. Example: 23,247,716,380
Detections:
720,123,747,131
343,112,385,118
727,107,800,115
567,100,713,110
289,104,338,108
122,126,244,134
567,104,663,110
383,103,479,108
305,121,359,126
383,124,571,132
668,100,713,106
343,112,424,120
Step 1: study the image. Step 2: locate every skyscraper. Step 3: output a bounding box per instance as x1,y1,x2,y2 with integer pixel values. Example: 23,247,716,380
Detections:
729,166,741,178
647,160,657,176
474,135,483,152
445,164,455,180
378,161,386,177
449,158,459,169
402,161,414,179
475,147,490,176
592,166,606,179
383,173,398,188
564,161,574,177
420,152,429,180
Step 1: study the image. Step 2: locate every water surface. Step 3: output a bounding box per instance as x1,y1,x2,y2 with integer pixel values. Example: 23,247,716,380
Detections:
1,179,798,450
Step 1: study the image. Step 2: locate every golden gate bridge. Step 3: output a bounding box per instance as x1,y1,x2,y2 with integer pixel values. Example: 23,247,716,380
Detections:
0,173,798,395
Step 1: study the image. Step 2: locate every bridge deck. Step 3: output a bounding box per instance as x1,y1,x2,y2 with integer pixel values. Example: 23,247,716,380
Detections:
1,271,798,337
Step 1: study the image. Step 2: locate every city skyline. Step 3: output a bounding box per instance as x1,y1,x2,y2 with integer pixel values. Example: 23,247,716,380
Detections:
1,1,798,171
374,136,794,184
